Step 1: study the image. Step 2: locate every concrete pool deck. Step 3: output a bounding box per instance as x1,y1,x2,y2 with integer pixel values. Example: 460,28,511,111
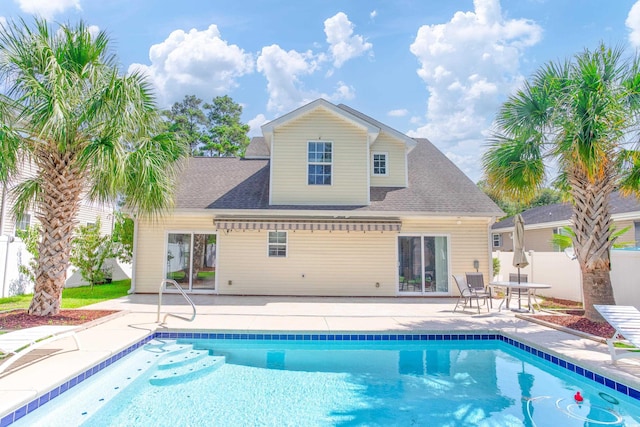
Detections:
1,294,639,419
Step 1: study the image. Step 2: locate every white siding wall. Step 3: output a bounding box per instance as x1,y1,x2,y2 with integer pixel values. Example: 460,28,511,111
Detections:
270,109,370,205
402,218,493,294
134,216,216,293
217,229,397,296
134,215,493,297
369,134,407,187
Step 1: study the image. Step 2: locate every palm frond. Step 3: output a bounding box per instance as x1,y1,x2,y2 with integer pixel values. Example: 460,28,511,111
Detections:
9,177,42,219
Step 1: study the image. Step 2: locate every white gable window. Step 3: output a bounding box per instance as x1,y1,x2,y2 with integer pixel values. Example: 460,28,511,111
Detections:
268,231,287,257
15,213,31,236
308,141,332,185
492,233,502,247
372,152,388,176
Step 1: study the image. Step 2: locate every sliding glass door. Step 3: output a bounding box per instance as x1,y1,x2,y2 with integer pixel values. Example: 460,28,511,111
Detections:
398,235,449,294
166,233,217,292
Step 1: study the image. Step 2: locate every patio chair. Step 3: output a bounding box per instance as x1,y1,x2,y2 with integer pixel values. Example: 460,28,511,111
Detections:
453,274,489,313
0,325,81,375
594,305,640,364
509,273,528,282
465,272,492,308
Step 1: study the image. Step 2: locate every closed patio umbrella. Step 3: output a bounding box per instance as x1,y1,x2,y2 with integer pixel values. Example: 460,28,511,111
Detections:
512,214,528,282
512,214,529,311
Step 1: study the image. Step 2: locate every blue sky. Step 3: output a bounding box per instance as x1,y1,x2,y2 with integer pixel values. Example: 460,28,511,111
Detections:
2,0,640,182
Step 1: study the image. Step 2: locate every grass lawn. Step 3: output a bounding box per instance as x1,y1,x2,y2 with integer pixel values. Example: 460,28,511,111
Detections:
0,279,131,311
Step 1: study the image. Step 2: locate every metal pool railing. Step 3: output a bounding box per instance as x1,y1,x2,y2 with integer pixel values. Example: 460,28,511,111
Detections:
157,279,196,325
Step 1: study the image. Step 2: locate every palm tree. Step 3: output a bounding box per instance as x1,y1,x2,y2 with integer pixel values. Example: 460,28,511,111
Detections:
483,44,640,322
0,19,187,316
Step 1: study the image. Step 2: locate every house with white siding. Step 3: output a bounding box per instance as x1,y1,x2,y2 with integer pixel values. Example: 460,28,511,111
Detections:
0,160,115,297
131,99,503,297
491,192,640,253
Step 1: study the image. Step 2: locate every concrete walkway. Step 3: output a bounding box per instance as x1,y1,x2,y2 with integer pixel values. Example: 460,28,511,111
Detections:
1,294,639,419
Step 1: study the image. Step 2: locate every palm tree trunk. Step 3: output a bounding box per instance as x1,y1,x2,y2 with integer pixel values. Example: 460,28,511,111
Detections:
569,170,616,322
27,152,82,316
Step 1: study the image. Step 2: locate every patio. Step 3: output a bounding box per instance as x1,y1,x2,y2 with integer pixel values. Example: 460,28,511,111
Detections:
1,294,639,419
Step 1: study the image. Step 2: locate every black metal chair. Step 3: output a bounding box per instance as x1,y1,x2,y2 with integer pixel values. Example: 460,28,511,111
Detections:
453,274,489,313
465,272,492,308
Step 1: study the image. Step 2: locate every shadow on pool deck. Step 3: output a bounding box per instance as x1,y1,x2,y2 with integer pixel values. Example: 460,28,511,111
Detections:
0,294,639,419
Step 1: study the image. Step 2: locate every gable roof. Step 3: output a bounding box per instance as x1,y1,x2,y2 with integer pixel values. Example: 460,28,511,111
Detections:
260,99,417,153
173,138,503,217
491,191,640,230
337,103,417,152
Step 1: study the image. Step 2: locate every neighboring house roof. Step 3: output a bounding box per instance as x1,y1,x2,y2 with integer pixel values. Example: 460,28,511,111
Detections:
244,137,269,159
173,137,503,217
491,191,640,231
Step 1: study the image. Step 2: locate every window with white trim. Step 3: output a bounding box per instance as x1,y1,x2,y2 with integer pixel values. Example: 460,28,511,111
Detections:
372,152,388,176
307,141,332,185
15,213,31,236
492,233,502,247
268,231,287,257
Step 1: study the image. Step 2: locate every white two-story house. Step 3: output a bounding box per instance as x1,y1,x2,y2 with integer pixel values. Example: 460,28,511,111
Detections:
131,99,503,297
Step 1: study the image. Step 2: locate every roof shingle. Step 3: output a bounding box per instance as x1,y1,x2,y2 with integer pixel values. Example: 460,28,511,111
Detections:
174,138,503,216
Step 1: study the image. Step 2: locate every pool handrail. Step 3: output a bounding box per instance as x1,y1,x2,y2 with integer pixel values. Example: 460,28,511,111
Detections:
157,279,197,324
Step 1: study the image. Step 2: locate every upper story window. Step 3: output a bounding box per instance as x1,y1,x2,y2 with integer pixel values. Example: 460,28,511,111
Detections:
15,213,31,236
372,152,388,176
492,233,502,248
308,141,332,185
268,231,287,257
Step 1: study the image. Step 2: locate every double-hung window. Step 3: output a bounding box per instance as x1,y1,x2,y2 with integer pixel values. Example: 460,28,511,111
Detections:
372,152,388,176
308,141,332,185
268,231,287,257
15,213,31,236
492,233,502,248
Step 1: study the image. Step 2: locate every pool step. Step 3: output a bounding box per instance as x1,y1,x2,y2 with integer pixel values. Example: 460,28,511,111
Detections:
149,355,225,386
157,349,209,370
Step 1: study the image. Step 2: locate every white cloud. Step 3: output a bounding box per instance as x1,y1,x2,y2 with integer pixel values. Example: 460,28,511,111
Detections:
129,25,254,107
408,0,542,181
256,44,319,113
370,10,378,20
256,44,354,113
324,12,372,68
0,17,6,26
627,1,640,47
247,114,267,136
15,0,81,19
388,109,409,117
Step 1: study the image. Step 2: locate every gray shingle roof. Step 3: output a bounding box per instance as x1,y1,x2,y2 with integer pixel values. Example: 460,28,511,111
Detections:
244,137,269,158
173,138,503,216
491,191,640,230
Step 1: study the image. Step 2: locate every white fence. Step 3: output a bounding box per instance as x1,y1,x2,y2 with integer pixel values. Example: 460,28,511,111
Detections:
493,250,640,307
0,235,131,297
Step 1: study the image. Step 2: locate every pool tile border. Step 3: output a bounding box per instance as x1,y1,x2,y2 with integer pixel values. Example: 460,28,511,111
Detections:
2,331,639,426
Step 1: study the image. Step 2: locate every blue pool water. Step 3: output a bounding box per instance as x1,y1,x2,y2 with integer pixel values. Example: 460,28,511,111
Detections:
9,333,640,426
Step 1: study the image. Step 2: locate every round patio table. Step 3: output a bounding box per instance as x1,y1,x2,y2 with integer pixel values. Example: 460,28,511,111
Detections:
489,281,551,313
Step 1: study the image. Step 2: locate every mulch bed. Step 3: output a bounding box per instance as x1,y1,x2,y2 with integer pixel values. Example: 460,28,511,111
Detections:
0,307,616,340
0,310,118,331
529,314,615,339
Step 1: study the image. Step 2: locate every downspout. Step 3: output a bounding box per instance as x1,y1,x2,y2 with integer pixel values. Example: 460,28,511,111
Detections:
0,182,7,236
488,218,496,280
1,182,10,298
128,215,139,294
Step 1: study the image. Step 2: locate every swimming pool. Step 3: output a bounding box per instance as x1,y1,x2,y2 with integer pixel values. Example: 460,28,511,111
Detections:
6,332,640,426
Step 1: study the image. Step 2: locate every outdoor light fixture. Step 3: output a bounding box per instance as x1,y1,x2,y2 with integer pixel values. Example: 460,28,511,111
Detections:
473,260,479,271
